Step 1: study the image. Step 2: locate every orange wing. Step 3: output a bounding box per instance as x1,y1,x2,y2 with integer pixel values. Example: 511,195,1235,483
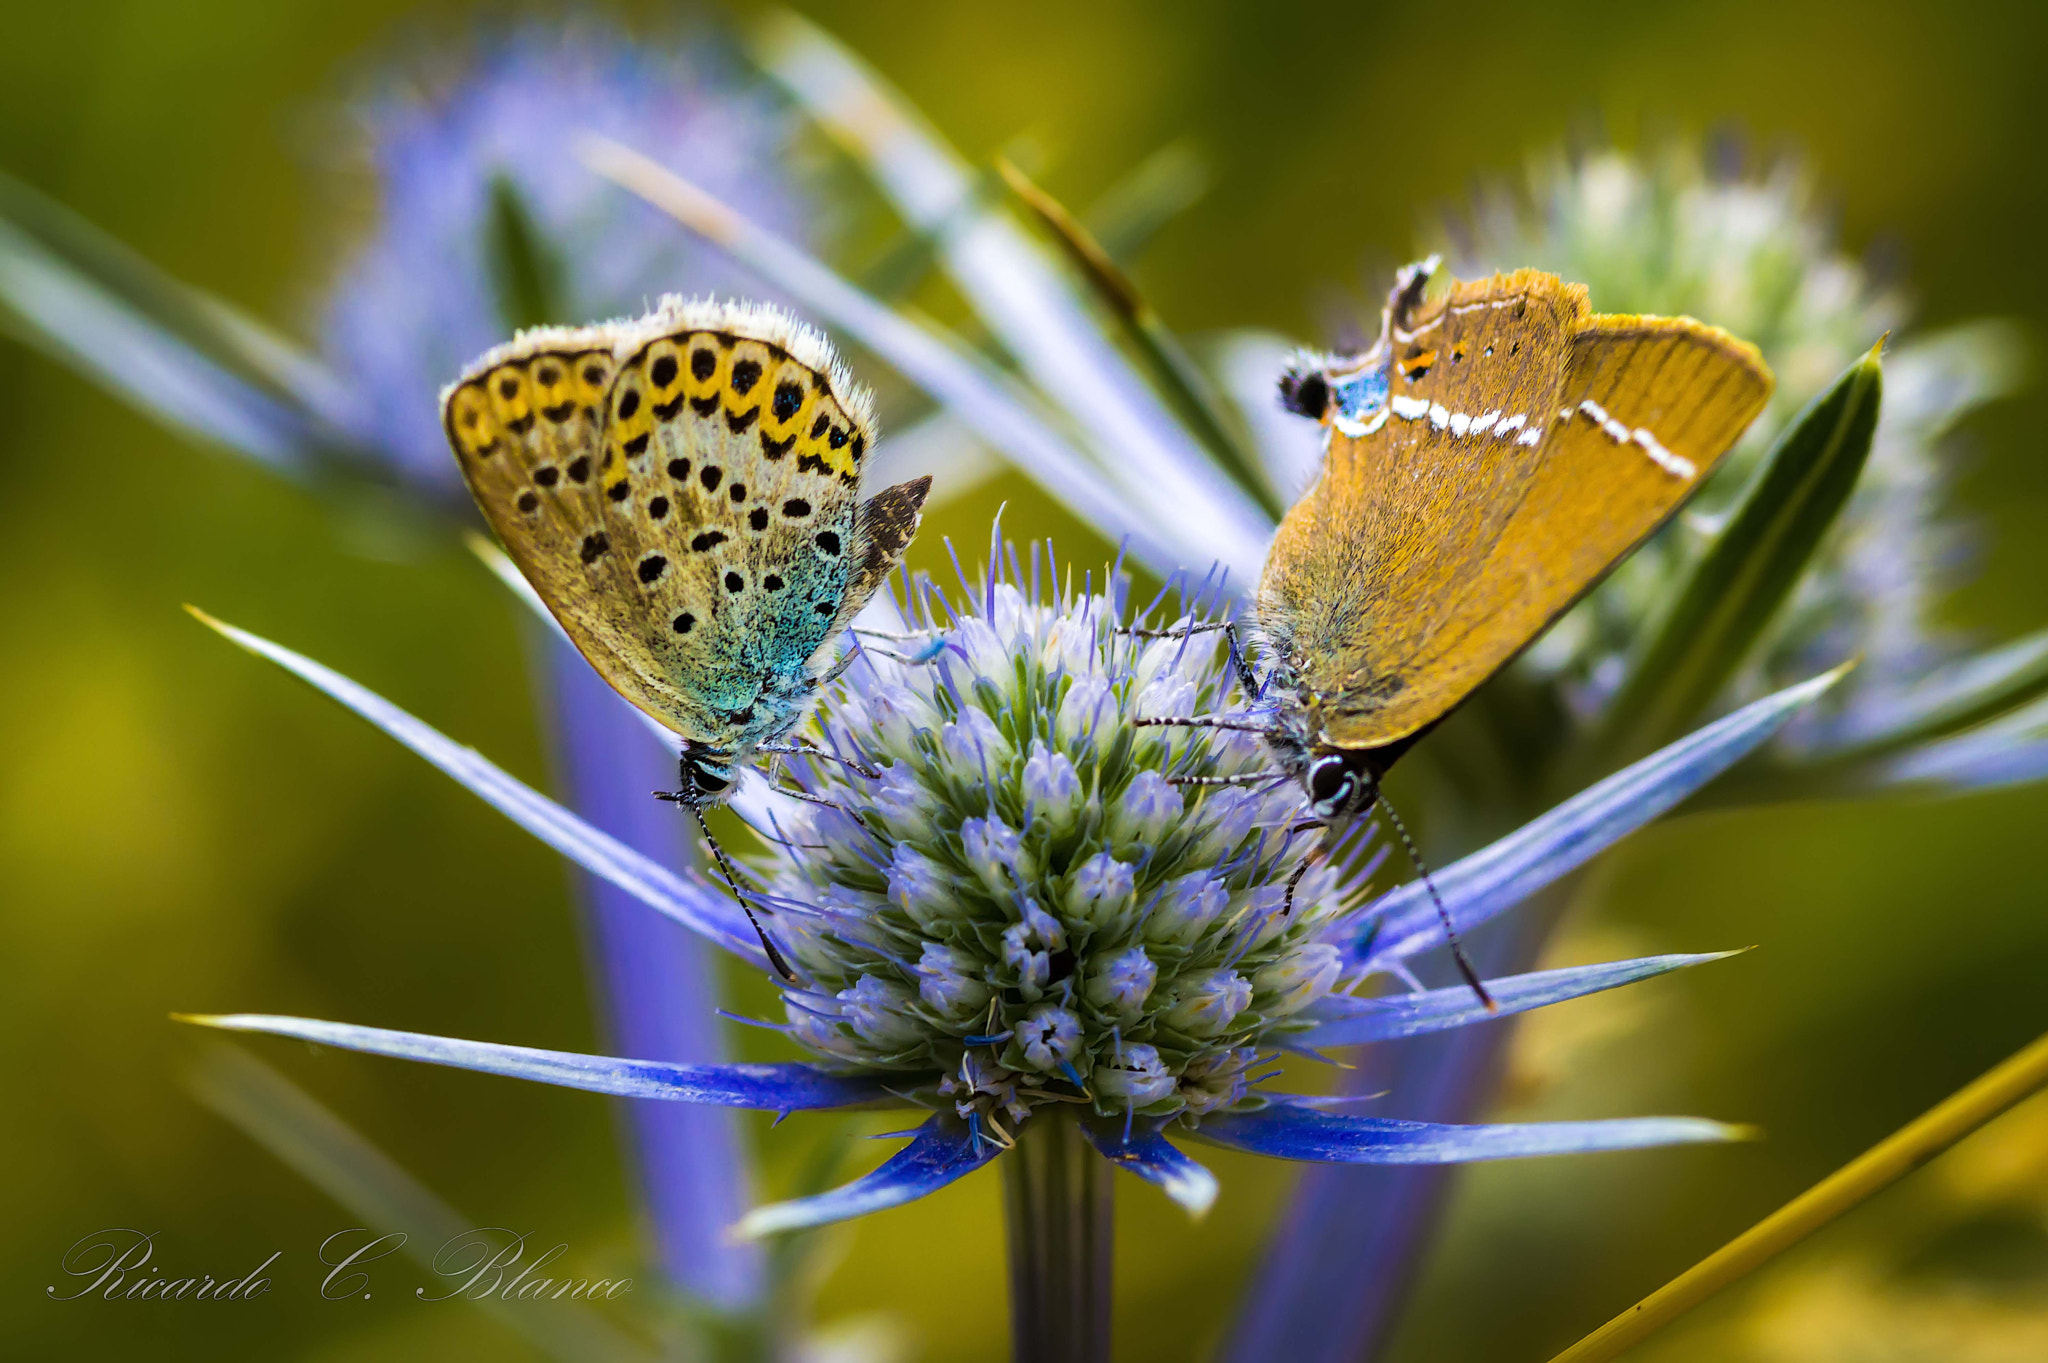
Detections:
1259,271,1772,751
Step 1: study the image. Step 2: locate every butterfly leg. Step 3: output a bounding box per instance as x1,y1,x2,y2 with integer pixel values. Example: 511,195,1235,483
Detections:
1168,770,1288,789
1122,620,1262,697
853,626,948,646
1281,842,1327,917
1131,715,1282,737
822,635,946,683
766,781,877,834
866,644,948,665
758,740,883,781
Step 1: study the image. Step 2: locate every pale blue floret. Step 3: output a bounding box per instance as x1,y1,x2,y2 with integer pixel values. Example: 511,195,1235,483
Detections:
1095,1043,1177,1106
1022,743,1084,828
1018,1005,1084,1071
1253,944,1344,1015
1086,946,1158,1014
1164,969,1255,1037
1055,673,1116,748
1144,872,1231,946
915,944,993,1018
1110,769,1184,844
887,845,954,929
1063,852,1139,933
838,976,925,1050
961,815,1031,894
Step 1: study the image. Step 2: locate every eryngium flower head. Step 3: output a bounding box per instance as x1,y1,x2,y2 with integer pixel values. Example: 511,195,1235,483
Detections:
1435,140,2024,729
756,567,1356,1129
318,21,812,490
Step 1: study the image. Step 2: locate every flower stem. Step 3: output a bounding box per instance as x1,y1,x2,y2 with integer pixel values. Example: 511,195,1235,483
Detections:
1003,1109,1113,1363
1546,1025,2048,1363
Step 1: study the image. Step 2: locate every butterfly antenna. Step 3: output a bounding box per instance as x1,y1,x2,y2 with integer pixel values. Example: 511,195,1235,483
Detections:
1374,795,1495,1012
686,803,797,982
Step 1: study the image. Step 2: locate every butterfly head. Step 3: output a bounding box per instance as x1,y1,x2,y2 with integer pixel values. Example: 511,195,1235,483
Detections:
1277,360,1332,422
1304,747,1378,822
678,743,739,806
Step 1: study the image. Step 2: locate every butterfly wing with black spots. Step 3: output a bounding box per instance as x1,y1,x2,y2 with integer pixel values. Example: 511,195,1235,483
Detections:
442,297,928,778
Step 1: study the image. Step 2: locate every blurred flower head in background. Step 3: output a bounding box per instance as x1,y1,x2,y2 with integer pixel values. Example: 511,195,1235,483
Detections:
318,20,812,489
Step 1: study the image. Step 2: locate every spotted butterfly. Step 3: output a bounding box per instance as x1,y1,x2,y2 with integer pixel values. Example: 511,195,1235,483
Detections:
442,296,930,806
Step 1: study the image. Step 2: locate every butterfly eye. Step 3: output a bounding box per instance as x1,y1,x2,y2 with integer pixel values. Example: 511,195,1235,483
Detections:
1278,369,1331,421
1306,755,1354,816
690,764,732,795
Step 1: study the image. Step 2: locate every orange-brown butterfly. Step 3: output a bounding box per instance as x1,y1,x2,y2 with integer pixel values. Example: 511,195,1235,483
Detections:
1258,259,1772,807
1142,260,1772,996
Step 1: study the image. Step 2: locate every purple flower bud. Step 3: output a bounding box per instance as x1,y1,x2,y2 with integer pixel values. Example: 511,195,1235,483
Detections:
1111,769,1183,843
914,943,992,1018
1063,852,1138,932
1085,946,1158,1014
1165,968,1254,1036
784,993,862,1062
961,815,1028,894
888,844,955,929
1095,1042,1176,1106
1145,871,1230,944
1022,743,1083,830
836,975,923,1049
866,683,941,759
1055,673,1114,748
940,705,1013,767
1041,612,1102,678
1253,942,1343,1016
1190,786,1261,860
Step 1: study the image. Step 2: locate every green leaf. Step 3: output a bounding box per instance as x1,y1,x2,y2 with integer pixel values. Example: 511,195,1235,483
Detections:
1583,340,1885,772
485,175,568,332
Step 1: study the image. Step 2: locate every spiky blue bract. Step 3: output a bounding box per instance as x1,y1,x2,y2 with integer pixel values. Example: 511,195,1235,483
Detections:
320,22,809,489
1192,1101,1747,1164
181,1015,895,1109
733,1115,999,1238
1295,952,1740,1049
186,608,765,966
1080,1118,1220,1216
1353,665,1845,971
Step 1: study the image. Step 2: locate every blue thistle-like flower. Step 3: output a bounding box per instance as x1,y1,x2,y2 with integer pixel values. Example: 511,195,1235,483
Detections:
763,575,1352,1128
182,537,1835,1231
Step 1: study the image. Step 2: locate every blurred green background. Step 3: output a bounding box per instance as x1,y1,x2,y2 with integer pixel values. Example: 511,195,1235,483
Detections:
3,1,2045,1360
